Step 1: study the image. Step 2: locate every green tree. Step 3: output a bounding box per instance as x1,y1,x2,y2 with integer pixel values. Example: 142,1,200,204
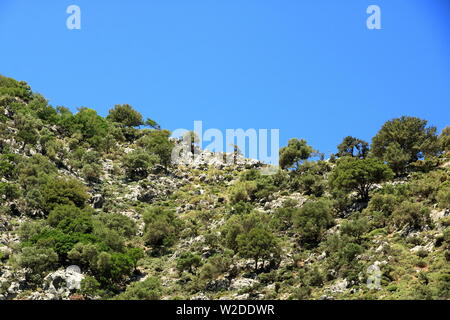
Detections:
17,246,58,276
329,157,394,201
176,252,202,273
293,199,334,246
0,75,33,102
122,149,158,181
391,201,431,230
337,136,369,158
439,127,450,153
145,118,161,130
63,107,109,144
39,176,89,213
107,104,144,127
279,138,314,170
236,227,280,271
47,205,94,233
143,207,181,250
137,130,174,169
371,116,440,173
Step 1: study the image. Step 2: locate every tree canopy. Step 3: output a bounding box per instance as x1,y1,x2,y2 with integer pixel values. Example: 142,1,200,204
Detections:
107,104,144,127
329,157,394,201
279,138,315,170
337,136,369,159
371,116,440,173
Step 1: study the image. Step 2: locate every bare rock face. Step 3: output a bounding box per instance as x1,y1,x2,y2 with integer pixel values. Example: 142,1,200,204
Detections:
229,278,259,291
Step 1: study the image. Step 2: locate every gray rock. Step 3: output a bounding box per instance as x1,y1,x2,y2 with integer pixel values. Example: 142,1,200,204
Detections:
44,268,85,298
205,279,230,292
230,278,259,291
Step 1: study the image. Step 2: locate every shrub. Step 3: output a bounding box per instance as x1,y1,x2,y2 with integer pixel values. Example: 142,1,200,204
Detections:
223,213,267,252
437,187,450,209
176,252,202,274
47,205,93,234
143,207,181,250
293,199,334,247
123,149,158,181
107,104,144,127
229,181,257,204
137,130,174,168
17,246,58,275
61,107,109,145
391,201,431,230
340,216,370,240
80,276,103,297
113,277,162,300
94,213,137,238
68,242,99,267
38,176,89,213
93,251,136,282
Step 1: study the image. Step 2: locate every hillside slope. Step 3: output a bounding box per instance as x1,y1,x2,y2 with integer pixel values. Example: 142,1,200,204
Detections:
0,75,449,300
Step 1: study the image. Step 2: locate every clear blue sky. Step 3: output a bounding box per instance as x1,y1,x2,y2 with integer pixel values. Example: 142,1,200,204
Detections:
1,0,449,157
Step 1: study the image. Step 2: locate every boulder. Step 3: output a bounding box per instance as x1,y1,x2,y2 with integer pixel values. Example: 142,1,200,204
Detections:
230,278,259,291
44,267,85,299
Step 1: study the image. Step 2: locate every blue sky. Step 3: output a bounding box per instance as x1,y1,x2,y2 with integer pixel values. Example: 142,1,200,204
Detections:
0,0,449,157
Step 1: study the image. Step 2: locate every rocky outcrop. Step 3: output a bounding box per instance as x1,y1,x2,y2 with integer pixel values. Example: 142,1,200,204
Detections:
42,266,85,300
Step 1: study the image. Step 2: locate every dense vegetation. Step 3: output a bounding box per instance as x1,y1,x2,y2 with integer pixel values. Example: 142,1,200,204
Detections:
0,75,449,300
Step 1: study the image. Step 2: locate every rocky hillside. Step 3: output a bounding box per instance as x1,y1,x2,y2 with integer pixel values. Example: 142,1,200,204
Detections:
0,74,449,300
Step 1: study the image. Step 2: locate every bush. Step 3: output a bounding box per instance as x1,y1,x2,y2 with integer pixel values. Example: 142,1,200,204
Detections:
47,205,93,234
295,173,325,197
39,176,89,213
293,199,334,247
340,216,370,240
271,200,298,231
391,201,431,230
222,213,267,252
80,276,103,297
123,149,158,181
322,234,364,278
94,213,137,238
113,277,162,300
137,130,174,168
107,104,144,127
437,187,450,209
229,181,257,204
17,246,58,275
143,207,181,250
199,251,234,281
176,252,202,274
60,107,109,145
93,251,136,282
